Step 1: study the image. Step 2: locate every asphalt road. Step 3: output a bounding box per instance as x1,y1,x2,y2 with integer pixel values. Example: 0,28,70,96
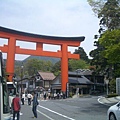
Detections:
20,96,110,120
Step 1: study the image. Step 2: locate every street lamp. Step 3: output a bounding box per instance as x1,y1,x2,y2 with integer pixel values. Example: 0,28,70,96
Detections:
21,65,24,96
75,69,80,97
76,69,78,95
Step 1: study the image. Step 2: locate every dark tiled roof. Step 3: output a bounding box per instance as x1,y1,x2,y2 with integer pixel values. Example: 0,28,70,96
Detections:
0,26,85,42
78,76,93,84
69,78,79,84
69,69,93,76
69,76,93,85
38,72,55,80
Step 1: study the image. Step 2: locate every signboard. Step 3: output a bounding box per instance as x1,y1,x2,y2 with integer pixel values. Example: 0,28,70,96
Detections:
66,82,69,98
116,78,120,95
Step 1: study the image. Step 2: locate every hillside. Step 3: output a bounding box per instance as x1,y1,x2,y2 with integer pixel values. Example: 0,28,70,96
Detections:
4,59,23,67
3,56,60,68
23,56,60,64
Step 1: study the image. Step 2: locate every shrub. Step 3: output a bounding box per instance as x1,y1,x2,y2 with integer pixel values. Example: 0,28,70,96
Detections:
107,93,118,98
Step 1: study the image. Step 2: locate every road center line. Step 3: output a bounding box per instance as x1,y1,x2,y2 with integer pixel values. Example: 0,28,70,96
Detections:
39,105,75,120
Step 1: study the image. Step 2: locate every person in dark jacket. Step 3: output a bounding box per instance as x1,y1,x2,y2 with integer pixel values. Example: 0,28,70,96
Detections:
32,92,39,118
12,93,21,120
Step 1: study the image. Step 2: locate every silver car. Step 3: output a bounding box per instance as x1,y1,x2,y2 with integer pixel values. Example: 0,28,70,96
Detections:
107,101,120,120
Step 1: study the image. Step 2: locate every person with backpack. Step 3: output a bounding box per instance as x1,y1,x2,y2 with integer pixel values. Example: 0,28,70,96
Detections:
12,93,21,120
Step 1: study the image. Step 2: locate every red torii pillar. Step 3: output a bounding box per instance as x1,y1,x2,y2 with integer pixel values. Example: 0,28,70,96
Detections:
6,37,16,80
61,44,68,91
0,26,85,92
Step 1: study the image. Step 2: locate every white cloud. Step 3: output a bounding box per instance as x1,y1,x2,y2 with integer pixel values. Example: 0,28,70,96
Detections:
0,0,99,60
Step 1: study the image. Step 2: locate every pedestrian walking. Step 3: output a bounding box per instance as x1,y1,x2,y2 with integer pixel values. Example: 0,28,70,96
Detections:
43,91,47,100
54,92,57,99
32,92,39,118
27,92,32,105
60,92,63,99
21,93,25,105
12,93,21,120
57,92,59,99
48,92,51,99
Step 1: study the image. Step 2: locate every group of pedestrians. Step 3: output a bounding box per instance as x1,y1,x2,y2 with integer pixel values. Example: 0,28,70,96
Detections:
41,91,64,100
50,92,65,99
12,92,39,120
21,92,33,105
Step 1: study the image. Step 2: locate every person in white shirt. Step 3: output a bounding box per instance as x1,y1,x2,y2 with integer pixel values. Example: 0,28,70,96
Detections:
54,92,57,99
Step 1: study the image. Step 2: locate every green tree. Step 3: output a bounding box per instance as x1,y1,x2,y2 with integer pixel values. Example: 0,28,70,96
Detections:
99,29,120,77
109,79,116,93
88,0,120,93
87,0,105,15
25,59,53,75
51,59,90,75
68,59,90,71
74,47,89,63
89,46,107,75
51,61,61,76
88,0,120,77
88,0,120,33
99,29,120,64
14,66,21,77
44,61,53,72
98,0,120,32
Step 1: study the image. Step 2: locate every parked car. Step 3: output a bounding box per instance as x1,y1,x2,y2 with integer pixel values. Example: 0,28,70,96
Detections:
107,101,120,120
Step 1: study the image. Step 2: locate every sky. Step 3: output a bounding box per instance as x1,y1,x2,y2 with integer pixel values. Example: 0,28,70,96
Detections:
0,0,99,60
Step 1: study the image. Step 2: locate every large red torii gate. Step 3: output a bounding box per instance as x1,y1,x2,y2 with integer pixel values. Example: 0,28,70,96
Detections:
0,26,85,92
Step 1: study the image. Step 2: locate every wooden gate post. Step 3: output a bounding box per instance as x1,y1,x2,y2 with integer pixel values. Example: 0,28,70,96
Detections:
61,44,68,92
6,37,16,81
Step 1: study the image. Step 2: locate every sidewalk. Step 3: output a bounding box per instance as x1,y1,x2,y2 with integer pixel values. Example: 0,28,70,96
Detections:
10,104,33,120
11,103,42,120
98,96,120,104
20,104,34,120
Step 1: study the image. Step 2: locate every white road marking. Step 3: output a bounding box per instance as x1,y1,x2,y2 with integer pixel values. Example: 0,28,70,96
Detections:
98,97,111,106
30,105,54,120
39,105,75,120
37,109,55,120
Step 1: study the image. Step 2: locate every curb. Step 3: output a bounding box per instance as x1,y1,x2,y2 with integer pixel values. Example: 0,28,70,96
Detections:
98,96,120,106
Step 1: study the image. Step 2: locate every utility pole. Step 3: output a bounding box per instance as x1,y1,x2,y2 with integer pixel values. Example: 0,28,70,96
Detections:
21,65,24,97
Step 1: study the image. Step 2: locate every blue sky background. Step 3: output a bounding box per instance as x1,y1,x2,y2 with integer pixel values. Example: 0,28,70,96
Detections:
0,0,99,60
